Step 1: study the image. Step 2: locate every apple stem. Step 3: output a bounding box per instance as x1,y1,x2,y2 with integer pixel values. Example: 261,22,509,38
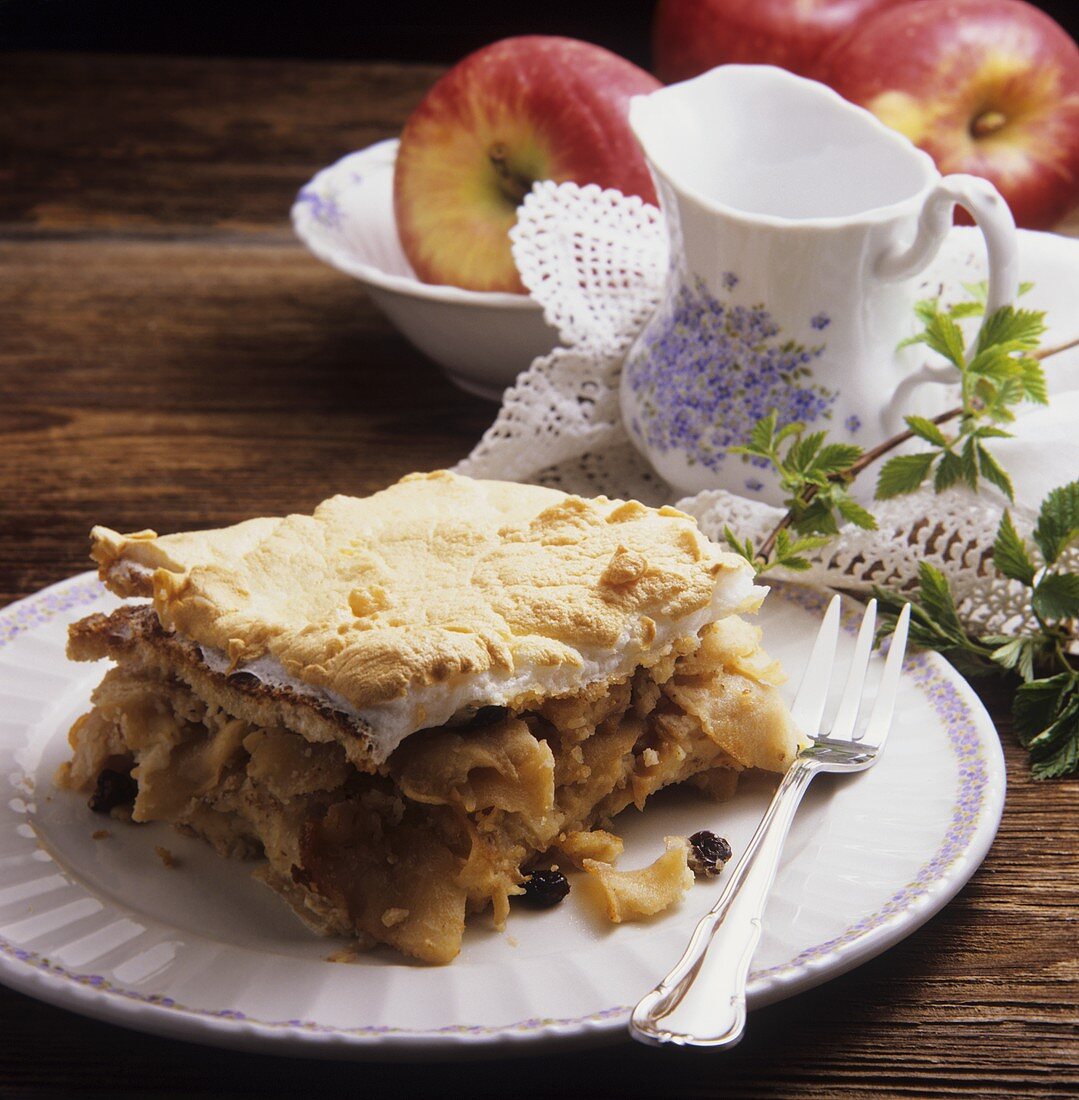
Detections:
970,109,1007,139
488,144,533,206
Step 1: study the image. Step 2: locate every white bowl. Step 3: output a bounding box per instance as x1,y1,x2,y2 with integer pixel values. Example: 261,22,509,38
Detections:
291,140,558,401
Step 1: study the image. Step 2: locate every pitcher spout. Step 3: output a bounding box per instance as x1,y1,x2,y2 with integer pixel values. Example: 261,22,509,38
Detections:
628,64,938,225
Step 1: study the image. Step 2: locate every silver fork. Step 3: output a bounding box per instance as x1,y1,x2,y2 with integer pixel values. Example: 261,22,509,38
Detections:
630,595,911,1048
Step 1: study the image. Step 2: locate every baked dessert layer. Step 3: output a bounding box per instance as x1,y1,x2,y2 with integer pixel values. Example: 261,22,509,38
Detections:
60,473,797,963
87,471,764,764
60,609,795,963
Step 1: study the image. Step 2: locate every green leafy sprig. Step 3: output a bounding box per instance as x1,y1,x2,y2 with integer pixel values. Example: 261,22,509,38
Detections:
877,283,1048,501
720,281,1079,778
723,412,874,571
726,284,1065,575
874,482,1079,779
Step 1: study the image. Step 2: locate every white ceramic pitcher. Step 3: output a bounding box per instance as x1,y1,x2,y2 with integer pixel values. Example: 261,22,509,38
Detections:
620,65,1019,505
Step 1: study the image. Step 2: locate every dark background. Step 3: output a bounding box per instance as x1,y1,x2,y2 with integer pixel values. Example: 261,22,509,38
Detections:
1,0,1075,65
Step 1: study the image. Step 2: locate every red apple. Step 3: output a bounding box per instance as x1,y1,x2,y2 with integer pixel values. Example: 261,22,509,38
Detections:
394,36,661,294
819,0,1079,229
652,0,919,83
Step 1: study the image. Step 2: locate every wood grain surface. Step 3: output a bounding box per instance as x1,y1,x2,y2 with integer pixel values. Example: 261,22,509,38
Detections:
1,52,1076,1098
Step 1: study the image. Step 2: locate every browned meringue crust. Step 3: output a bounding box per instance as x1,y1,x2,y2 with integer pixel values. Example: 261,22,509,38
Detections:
59,474,798,963
87,471,754,718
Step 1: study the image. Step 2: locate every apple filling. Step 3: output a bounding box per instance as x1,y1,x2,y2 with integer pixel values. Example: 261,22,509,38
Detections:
58,614,794,964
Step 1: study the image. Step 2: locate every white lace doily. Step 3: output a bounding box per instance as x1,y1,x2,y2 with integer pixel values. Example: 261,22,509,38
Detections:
457,182,1079,635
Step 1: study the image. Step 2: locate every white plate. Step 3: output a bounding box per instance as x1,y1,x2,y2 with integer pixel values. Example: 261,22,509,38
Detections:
0,575,1004,1057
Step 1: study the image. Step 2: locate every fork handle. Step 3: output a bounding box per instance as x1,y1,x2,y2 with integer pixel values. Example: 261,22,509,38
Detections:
630,757,818,1047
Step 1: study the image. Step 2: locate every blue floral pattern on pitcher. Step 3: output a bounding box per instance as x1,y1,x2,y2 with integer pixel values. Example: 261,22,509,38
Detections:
624,274,837,472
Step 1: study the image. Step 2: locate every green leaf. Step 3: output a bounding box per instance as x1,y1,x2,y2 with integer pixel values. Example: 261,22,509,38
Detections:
747,411,779,456
905,416,949,447
923,312,967,367
788,533,833,555
934,450,964,492
989,636,1037,682
976,445,1014,500
791,496,840,537
873,567,995,674
1031,572,1079,621
1033,480,1079,564
985,280,1031,301
770,528,830,573
774,420,805,448
965,358,1002,389
947,301,986,319
774,555,813,572
966,346,1018,379
978,392,1019,425
959,437,980,490
916,561,966,637
961,280,989,304
786,431,827,474
992,375,1023,413
1017,357,1049,404
809,443,863,477
1031,733,1079,779
723,526,757,567
1013,672,1074,742
897,333,927,350
1000,655,1079,776
993,511,1035,585
1027,695,1079,779
975,305,1047,355
834,493,878,530
875,451,936,499
970,425,1013,441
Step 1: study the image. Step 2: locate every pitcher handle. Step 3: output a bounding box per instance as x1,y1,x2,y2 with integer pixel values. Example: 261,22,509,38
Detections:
875,174,1019,389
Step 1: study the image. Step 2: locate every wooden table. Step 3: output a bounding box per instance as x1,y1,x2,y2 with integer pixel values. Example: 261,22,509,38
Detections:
2,53,1076,1097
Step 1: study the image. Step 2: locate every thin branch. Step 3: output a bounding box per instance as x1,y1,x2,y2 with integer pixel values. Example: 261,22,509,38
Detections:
1035,334,1079,361
845,405,961,480
754,335,1078,567
757,509,796,562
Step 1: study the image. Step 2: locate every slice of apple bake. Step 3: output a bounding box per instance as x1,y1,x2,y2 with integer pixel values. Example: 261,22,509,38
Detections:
58,471,797,963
